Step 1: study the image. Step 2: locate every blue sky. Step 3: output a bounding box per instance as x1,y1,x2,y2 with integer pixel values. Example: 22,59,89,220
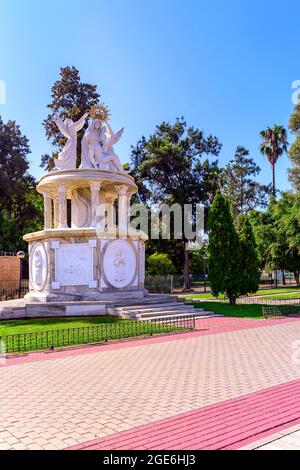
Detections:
0,0,299,191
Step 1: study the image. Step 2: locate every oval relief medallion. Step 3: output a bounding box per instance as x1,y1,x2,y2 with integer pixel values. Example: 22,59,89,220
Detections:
30,242,48,291
103,240,137,289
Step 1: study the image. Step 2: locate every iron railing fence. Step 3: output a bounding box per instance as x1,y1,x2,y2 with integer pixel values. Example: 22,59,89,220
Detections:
144,274,300,294
145,275,210,294
2,276,299,300
0,315,195,354
1,276,298,299
145,275,184,294
217,296,300,306
0,279,29,301
0,251,18,257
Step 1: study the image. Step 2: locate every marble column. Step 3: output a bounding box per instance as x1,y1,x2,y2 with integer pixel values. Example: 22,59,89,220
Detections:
57,184,68,229
53,195,59,228
139,240,146,288
127,190,134,231
116,185,129,233
90,181,101,228
43,192,52,229
105,192,117,231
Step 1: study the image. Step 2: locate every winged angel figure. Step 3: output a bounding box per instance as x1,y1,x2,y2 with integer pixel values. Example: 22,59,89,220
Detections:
101,123,125,173
54,113,88,170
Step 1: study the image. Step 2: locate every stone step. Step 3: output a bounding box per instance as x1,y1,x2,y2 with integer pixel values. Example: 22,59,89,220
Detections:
138,313,218,321
0,300,26,310
108,291,223,320
140,312,222,321
0,299,108,320
195,313,223,318
26,301,107,306
136,309,215,318
110,295,172,307
0,308,14,314
139,312,198,320
0,299,27,319
26,301,106,317
130,309,199,318
131,304,199,313
108,302,181,313
1,309,26,319
121,303,197,313
0,295,223,322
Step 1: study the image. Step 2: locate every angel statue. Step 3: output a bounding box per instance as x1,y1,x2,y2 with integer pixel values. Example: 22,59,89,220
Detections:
101,123,126,173
54,112,89,170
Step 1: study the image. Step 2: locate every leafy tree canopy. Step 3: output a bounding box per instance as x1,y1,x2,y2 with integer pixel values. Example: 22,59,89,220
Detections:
0,116,43,252
41,66,101,170
146,253,176,276
0,117,31,213
288,96,300,191
249,193,300,284
130,117,222,289
130,118,221,205
221,146,271,218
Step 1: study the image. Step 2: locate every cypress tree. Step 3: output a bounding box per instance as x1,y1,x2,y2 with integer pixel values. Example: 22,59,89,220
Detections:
238,215,261,295
208,190,242,304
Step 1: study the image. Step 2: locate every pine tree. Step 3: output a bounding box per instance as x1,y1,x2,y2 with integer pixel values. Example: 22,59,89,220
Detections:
207,191,242,304
130,117,221,290
41,66,101,170
238,215,260,295
0,117,30,214
0,116,43,251
222,146,271,218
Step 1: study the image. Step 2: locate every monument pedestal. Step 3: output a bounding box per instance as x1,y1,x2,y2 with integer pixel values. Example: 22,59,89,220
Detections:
24,169,148,304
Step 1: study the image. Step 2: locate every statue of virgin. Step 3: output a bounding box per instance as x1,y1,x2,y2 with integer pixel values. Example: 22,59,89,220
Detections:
80,119,106,169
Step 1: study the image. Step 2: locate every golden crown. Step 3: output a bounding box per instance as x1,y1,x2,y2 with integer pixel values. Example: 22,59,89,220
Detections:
89,103,111,122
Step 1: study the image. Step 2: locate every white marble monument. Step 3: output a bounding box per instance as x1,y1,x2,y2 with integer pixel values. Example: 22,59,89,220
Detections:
24,105,148,302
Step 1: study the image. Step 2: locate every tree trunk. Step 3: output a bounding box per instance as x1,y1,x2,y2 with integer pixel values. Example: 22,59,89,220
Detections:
272,163,276,197
229,296,236,305
294,271,300,286
282,270,286,285
183,242,191,291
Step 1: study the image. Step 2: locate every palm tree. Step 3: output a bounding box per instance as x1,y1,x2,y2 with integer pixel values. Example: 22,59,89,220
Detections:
260,125,288,197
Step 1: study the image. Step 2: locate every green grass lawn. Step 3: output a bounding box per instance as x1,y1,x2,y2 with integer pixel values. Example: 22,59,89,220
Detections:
0,315,123,336
182,286,300,300
183,293,224,300
195,302,265,318
259,293,300,300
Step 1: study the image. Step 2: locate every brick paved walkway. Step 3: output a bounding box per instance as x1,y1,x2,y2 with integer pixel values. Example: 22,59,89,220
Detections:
239,423,300,450
68,379,300,450
255,427,300,450
1,316,300,450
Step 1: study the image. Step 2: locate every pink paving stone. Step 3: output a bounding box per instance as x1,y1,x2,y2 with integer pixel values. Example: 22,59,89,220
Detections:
1,315,297,368
67,378,300,451
2,315,300,450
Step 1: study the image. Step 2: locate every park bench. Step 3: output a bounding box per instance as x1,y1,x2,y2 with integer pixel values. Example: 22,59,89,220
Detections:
262,304,300,319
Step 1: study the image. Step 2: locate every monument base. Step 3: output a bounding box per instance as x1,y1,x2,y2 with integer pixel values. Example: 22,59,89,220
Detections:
23,167,148,313
23,227,147,304
23,288,148,303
